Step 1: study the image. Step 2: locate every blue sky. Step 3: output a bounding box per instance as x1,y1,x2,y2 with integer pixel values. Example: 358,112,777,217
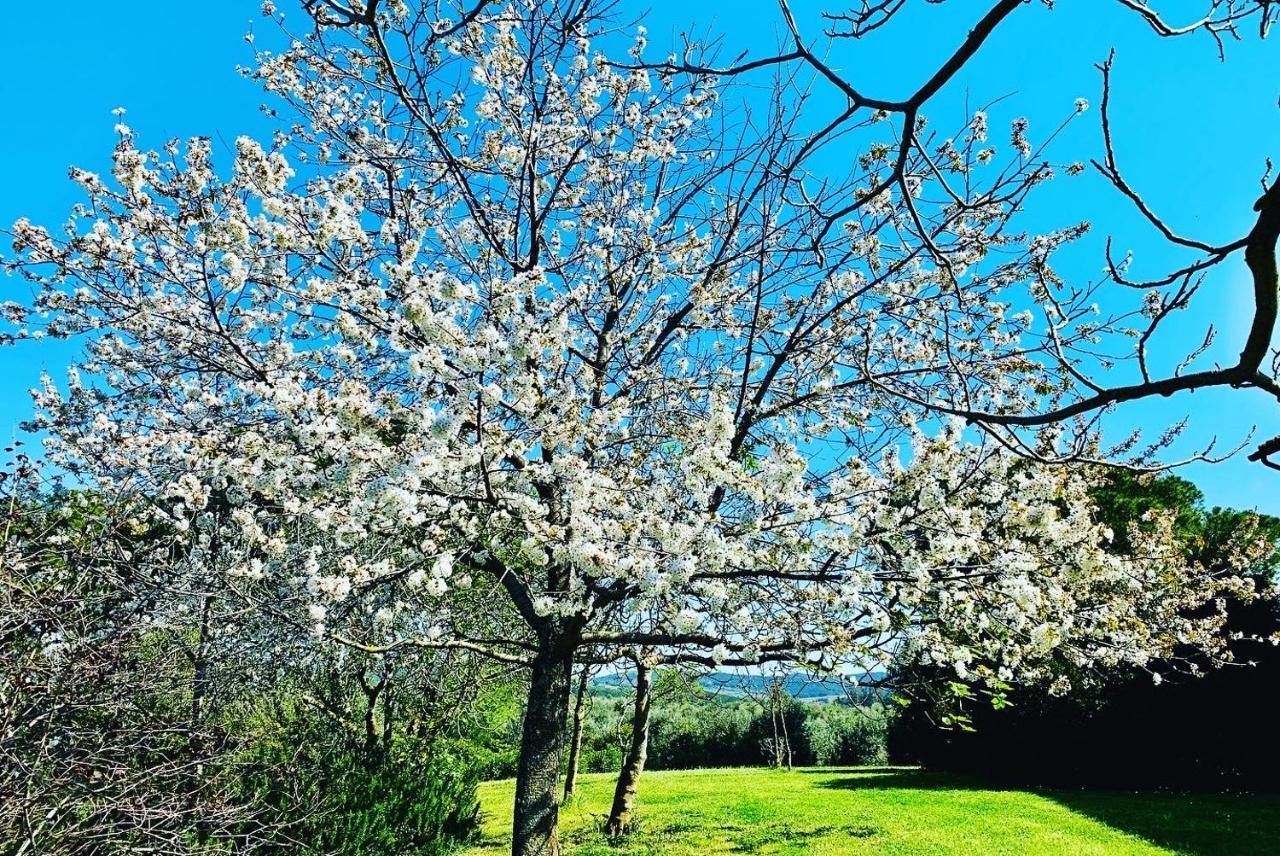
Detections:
1,1,1277,513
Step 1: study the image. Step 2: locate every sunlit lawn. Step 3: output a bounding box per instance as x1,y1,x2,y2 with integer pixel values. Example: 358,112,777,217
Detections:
462,766,1280,855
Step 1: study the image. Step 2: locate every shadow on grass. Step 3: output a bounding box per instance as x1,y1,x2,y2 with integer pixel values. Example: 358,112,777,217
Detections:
1045,788,1280,856
814,767,1280,856
814,767,991,791
796,765,918,775
560,816,878,856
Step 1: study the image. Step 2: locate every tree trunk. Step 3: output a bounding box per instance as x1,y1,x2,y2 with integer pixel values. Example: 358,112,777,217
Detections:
190,593,211,758
769,688,781,768
779,692,793,771
605,661,652,837
562,663,591,801
189,593,212,841
357,669,385,763
512,634,575,856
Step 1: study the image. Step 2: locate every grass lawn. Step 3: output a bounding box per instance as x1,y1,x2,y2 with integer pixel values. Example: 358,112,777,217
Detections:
461,767,1280,855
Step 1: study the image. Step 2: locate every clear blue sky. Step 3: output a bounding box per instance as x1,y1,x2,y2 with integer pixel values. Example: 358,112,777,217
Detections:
2,1,1277,513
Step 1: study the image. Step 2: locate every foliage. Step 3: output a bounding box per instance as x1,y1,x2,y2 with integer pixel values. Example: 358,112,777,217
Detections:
235,698,481,856
802,705,889,767
454,679,526,782
0,467,267,853
0,460,506,854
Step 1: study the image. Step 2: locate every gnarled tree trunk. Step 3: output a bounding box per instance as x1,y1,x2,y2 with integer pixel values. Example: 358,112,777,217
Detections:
604,660,652,837
512,631,576,856
562,663,591,802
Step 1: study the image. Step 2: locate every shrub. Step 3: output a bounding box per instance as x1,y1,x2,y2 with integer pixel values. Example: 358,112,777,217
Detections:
235,700,481,856
803,704,889,767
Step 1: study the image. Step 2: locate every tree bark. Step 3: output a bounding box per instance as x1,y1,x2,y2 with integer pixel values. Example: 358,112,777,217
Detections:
189,593,211,758
562,663,591,802
189,593,212,842
779,691,793,772
604,660,652,837
769,686,781,767
512,633,576,856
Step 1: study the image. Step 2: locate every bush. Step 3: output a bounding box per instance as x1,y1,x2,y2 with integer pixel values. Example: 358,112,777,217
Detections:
803,704,889,767
236,699,482,856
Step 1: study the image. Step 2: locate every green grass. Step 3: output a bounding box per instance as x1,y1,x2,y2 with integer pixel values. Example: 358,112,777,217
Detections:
462,767,1280,855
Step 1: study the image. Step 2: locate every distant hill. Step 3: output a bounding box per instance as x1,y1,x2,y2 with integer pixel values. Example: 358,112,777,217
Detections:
592,670,885,703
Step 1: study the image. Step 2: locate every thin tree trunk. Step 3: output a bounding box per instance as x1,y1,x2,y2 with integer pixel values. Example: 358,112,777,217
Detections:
562,663,591,801
357,669,385,763
605,661,652,837
189,593,212,841
190,593,211,757
779,690,793,771
769,687,781,768
512,634,576,856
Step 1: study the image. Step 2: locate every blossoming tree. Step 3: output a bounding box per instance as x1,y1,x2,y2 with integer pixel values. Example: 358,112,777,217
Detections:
5,1,1275,853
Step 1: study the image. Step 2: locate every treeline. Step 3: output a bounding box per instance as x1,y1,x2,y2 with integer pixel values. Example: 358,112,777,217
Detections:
572,679,889,776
